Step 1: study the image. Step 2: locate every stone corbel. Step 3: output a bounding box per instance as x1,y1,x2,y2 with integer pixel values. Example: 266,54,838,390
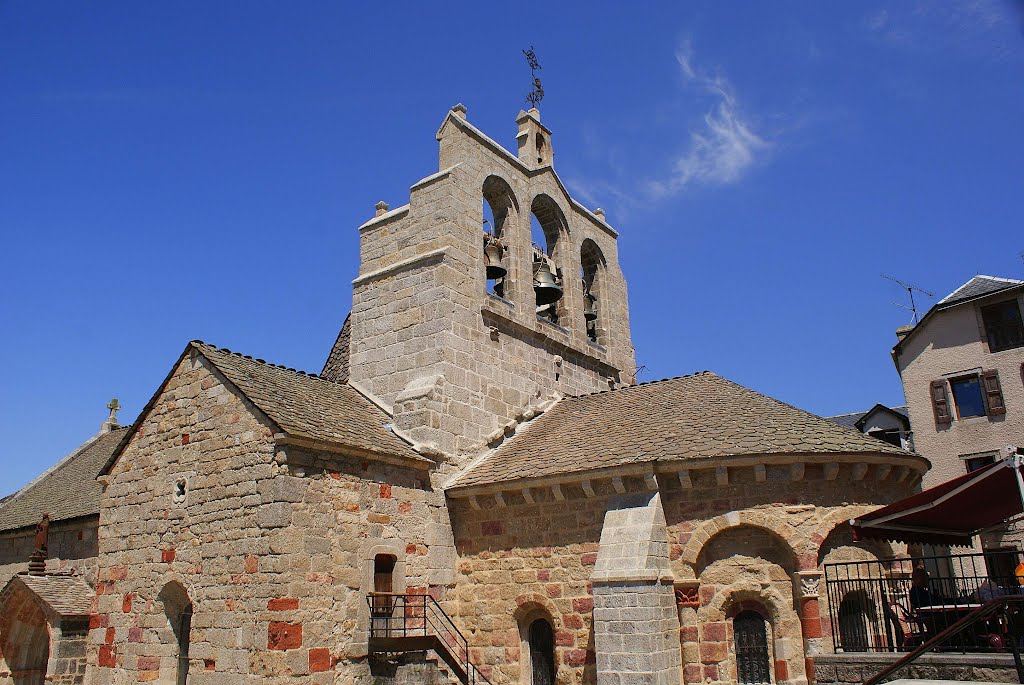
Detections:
494,492,506,507
644,473,658,491
522,488,535,504
754,464,767,482
715,466,729,486
852,463,869,480
876,464,892,480
469,496,481,510
582,480,596,498
678,470,692,489
551,484,564,501
611,476,626,494
790,463,806,481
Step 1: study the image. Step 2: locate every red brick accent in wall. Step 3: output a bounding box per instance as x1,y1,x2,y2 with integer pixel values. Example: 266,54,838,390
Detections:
267,597,299,611
268,622,302,650
98,645,116,668
161,548,176,563
308,648,332,672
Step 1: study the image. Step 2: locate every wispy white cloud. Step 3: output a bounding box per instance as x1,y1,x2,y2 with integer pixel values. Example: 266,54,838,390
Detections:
647,40,770,197
863,1,1021,58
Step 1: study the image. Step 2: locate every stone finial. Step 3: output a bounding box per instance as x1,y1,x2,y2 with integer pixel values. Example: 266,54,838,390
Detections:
101,398,121,433
451,103,467,119
593,208,606,221
375,201,390,217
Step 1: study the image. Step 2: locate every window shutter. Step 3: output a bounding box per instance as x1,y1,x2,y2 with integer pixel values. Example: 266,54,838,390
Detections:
930,380,951,425
982,370,1006,416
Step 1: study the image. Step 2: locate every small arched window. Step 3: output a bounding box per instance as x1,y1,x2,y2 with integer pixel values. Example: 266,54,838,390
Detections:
528,618,555,685
159,582,193,685
734,610,771,685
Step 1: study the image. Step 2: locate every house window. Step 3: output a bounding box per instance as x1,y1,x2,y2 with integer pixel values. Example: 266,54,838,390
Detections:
981,300,1024,352
734,610,771,685
950,376,986,419
964,453,996,473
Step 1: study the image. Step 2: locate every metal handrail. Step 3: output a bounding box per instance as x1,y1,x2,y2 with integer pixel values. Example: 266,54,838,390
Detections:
367,593,492,685
864,595,1024,685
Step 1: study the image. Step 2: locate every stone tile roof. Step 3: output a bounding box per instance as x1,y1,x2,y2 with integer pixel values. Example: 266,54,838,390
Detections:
0,428,128,532
192,342,424,462
938,275,1023,306
320,313,350,383
16,573,94,616
450,372,915,489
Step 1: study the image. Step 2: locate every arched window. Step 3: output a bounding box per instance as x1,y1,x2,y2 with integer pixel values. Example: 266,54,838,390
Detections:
527,618,555,685
580,239,606,344
734,610,771,685
159,582,192,685
482,176,517,299
530,195,568,325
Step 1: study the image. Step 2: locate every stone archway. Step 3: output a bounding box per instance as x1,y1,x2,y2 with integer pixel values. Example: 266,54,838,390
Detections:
681,510,809,571
0,584,51,685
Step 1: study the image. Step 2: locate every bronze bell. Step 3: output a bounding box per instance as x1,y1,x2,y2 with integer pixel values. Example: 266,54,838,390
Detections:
533,261,563,305
584,292,598,321
484,240,506,279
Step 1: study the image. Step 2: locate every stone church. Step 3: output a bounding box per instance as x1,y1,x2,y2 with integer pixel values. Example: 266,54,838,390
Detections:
0,105,928,685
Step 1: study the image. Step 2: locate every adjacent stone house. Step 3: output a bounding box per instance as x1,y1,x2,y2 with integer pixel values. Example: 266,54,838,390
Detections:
892,274,1024,560
1,105,929,685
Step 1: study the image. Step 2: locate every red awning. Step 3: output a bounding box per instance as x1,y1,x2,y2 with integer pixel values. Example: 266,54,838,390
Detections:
851,456,1024,547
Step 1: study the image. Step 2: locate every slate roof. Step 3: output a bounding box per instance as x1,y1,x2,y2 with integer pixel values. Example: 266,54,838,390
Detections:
321,314,351,383
15,573,94,616
190,342,425,462
827,405,908,430
0,427,128,532
937,275,1023,306
450,372,918,489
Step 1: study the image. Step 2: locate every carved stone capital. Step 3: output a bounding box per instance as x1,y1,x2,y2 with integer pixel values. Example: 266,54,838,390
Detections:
795,570,822,599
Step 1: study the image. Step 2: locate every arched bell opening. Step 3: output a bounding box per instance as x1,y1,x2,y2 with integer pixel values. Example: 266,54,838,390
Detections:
580,239,607,345
529,195,568,325
482,176,518,300
159,582,193,685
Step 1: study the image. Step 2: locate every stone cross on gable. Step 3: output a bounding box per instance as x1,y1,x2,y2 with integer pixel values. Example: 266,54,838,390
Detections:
101,398,122,433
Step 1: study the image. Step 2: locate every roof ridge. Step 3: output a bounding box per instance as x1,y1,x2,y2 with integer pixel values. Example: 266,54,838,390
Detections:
568,371,714,399
191,340,321,379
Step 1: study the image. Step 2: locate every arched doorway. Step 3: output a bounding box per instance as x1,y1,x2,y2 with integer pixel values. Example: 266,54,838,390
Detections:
0,587,50,685
159,582,192,685
734,610,771,685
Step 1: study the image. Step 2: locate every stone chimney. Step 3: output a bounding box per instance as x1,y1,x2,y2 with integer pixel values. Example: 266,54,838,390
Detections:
516,108,553,168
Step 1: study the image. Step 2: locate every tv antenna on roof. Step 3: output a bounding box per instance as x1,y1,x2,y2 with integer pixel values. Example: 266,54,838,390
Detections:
882,274,934,324
523,46,544,108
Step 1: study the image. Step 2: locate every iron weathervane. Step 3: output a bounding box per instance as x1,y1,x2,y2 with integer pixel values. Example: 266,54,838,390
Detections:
523,46,544,108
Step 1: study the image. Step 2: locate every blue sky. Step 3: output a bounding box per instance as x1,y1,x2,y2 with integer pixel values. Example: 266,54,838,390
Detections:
2,2,1023,496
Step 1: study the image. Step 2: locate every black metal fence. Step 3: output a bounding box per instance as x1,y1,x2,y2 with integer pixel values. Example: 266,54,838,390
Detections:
824,549,1022,653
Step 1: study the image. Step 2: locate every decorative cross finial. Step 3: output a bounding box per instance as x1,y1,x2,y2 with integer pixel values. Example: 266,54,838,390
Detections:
523,46,544,108
106,398,121,423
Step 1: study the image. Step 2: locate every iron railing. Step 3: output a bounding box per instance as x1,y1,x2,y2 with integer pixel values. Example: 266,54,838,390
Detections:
367,593,492,685
863,595,1024,685
824,549,1022,654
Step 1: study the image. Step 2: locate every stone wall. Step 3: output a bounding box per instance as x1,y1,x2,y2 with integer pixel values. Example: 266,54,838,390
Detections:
0,517,98,588
349,108,635,460
814,652,1020,684
88,350,454,684
450,461,918,685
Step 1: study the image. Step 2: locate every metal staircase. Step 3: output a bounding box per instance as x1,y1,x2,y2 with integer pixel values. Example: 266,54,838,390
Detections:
367,593,492,685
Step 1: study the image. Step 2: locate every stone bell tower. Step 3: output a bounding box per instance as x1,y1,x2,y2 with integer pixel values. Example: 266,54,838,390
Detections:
348,105,636,459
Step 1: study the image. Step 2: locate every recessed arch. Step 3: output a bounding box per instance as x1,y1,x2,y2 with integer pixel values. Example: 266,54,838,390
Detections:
696,525,798,577
681,511,807,570
513,598,557,685
159,581,192,685
0,585,50,685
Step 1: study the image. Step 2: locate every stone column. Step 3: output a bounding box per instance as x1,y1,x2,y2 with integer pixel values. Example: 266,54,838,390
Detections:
794,570,823,685
591,491,682,685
